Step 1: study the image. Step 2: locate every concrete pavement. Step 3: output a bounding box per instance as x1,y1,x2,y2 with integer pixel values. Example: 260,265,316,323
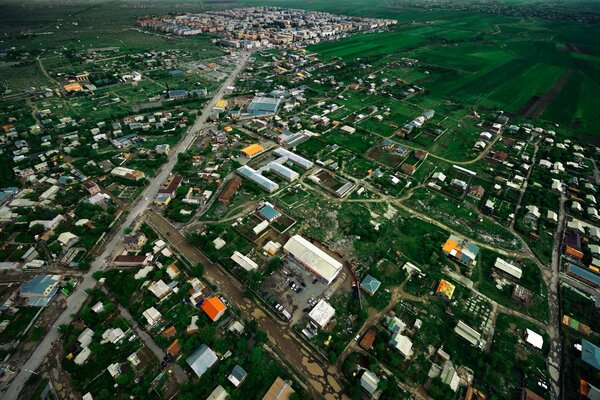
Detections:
2,51,251,400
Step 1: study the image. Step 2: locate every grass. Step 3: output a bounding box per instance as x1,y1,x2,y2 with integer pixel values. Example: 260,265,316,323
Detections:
0,307,40,344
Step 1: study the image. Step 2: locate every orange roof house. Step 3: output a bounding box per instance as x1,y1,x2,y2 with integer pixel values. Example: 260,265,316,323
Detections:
166,339,181,357
161,326,177,338
241,144,264,158
262,377,295,400
64,83,83,92
565,246,584,260
201,296,227,321
436,279,456,300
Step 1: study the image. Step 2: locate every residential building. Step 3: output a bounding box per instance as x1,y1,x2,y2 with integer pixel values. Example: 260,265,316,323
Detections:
187,344,218,378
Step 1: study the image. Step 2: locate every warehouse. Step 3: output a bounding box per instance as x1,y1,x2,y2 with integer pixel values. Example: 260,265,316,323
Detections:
493,257,522,280
236,165,279,193
231,251,258,271
246,96,281,117
283,235,343,285
273,148,314,169
269,162,299,182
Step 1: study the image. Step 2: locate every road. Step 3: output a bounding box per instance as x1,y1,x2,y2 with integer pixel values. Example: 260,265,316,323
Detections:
2,51,252,400
144,210,346,400
546,190,567,400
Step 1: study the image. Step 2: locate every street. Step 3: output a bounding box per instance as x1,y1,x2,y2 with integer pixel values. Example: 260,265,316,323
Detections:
2,51,251,400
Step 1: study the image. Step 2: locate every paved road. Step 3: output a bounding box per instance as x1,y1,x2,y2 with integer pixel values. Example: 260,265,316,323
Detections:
2,51,251,400
144,210,346,400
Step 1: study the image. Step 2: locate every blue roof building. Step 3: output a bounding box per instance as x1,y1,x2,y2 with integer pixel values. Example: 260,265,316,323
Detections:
19,275,61,307
566,263,600,288
360,274,382,295
258,203,280,222
168,89,188,100
582,339,600,372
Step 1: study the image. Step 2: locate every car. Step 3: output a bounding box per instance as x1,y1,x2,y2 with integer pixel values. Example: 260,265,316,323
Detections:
354,334,361,341
300,282,306,287
295,287,303,293
289,281,295,288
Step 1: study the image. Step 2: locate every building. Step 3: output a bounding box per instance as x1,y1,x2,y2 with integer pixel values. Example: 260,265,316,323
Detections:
159,175,183,198
142,307,162,326
148,280,170,299
454,320,481,347
82,180,101,195
228,365,248,387
360,370,380,396
187,344,218,378
436,279,456,300
258,203,280,222
231,251,259,271
123,233,148,251
512,285,534,305
270,162,299,182
493,258,522,280
237,165,279,193
566,263,600,288
201,296,227,321
360,329,376,351
111,166,145,181
389,333,413,358
262,377,295,400
246,96,281,117
57,232,79,248
241,144,265,158
272,148,314,169
442,234,480,268
113,255,148,267
19,274,62,307
308,299,336,328
582,339,600,372
207,385,229,400
525,329,543,350
283,235,343,285
218,177,242,204
521,388,544,400
440,361,460,392
360,274,381,295
168,89,188,100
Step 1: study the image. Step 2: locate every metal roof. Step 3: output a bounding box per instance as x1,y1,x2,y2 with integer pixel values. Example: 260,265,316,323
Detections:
237,166,279,192
283,235,342,285
186,344,218,378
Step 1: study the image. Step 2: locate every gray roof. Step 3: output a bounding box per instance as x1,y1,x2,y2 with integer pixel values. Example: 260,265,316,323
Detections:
186,344,218,378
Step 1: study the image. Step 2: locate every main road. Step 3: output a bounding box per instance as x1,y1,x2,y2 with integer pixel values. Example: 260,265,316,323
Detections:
2,51,251,400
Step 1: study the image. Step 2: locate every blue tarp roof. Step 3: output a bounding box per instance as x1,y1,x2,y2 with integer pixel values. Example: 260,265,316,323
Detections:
567,263,600,287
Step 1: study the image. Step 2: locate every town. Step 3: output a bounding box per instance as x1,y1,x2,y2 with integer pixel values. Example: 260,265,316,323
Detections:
0,1,599,400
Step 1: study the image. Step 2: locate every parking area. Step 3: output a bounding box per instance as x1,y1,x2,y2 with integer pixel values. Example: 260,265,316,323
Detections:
260,258,330,325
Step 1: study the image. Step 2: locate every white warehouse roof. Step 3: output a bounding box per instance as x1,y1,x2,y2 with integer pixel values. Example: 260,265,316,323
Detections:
283,235,342,285
231,251,258,271
493,257,522,280
308,299,335,328
273,147,314,169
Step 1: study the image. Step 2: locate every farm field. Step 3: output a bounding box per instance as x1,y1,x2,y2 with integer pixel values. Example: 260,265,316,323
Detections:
306,12,600,141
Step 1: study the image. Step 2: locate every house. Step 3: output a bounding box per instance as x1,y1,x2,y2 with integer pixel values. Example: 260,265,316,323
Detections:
262,377,295,400
525,329,543,350
401,163,416,176
143,307,162,326
359,274,381,295
450,178,468,191
113,255,148,267
547,210,558,224
123,233,148,251
57,232,79,248
82,180,101,195
389,333,413,358
167,339,181,357
360,329,376,351
442,234,479,268
159,175,183,198
148,280,170,299
360,370,380,397
207,385,229,400
521,388,544,400
436,279,456,300
201,297,227,321
228,365,248,387
187,344,218,378
525,205,541,221
414,149,428,160
218,177,242,204
468,185,485,200
432,172,446,183
308,299,336,329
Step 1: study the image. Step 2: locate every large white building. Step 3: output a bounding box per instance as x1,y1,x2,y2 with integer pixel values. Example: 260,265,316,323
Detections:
283,235,343,285
308,299,335,328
